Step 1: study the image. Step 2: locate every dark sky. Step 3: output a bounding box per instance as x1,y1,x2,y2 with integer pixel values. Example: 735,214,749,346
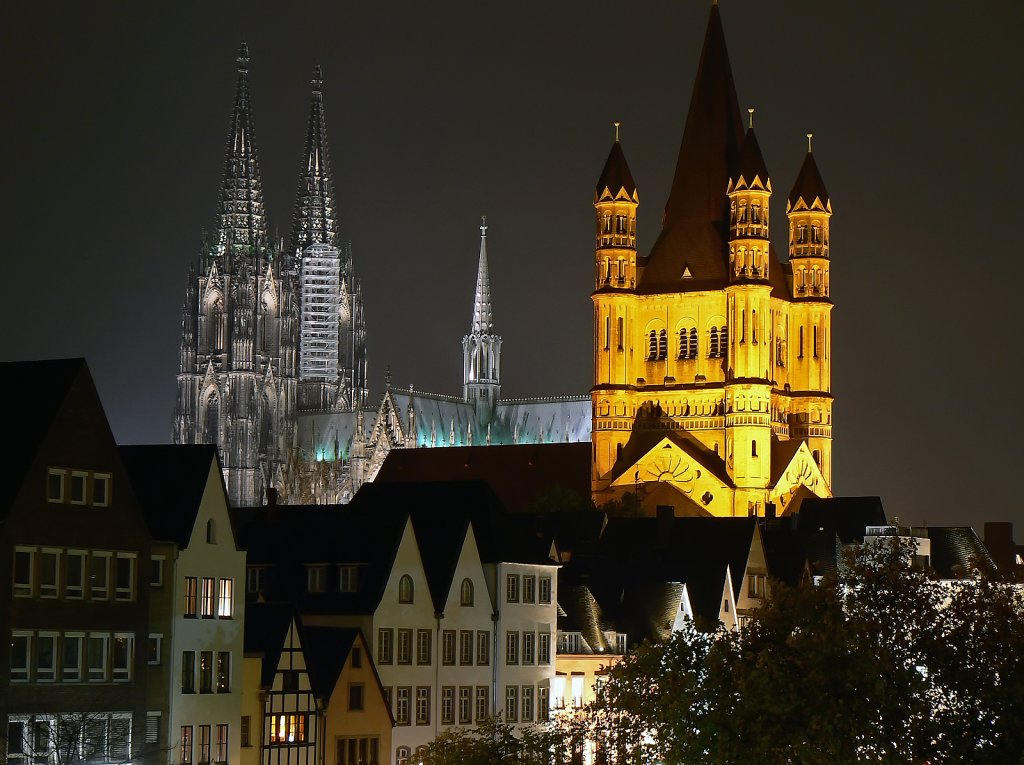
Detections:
4,2,1022,531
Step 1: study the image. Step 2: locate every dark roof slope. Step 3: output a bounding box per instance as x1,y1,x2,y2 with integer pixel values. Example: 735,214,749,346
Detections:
596,139,637,198
921,526,998,578
0,358,88,515
788,150,830,208
373,442,591,513
119,445,220,547
732,127,769,187
244,602,295,687
299,625,358,700
795,496,887,576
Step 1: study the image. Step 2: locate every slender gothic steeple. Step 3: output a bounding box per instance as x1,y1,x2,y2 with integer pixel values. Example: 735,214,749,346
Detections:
290,63,338,272
217,42,267,254
463,218,501,415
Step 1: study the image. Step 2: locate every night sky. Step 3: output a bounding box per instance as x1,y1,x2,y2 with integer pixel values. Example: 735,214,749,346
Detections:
4,2,1022,530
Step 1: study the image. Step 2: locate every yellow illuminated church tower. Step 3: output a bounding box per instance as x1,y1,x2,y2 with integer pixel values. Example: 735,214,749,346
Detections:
591,4,834,517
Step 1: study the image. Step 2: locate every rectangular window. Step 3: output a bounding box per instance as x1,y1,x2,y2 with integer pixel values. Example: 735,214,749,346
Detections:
47,468,65,502
217,651,231,692
538,686,550,721
39,550,59,598
62,633,83,681
337,738,379,765
182,650,196,693
70,471,88,504
112,633,133,681
34,633,56,679
441,630,456,665
459,630,473,665
93,473,111,507
268,714,307,744
396,687,411,725
477,631,490,666
522,685,534,722
415,687,430,725
87,633,109,682
201,577,216,617
146,713,160,745
339,565,358,592
349,683,365,711
377,629,393,664
181,726,194,765
184,576,198,617
115,554,135,600
240,717,251,748
506,574,519,603
65,550,86,598
506,631,519,665
306,566,326,593
13,547,34,597
397,629,412,665
198,725,211,765
522,632,535,665
416,629,431,665
539,633,550,664
10,632,30,682
539,576,552,604
476,686,489,722
441,687,454,724
218,578,233,618
90,553,110,600
459,687,473,724
199,650,214,693
214,725,228,764
505,686,518,722
111,717,130,764
246,567,265,594
522,575,536,604
150,556,165,587
148,634,162,665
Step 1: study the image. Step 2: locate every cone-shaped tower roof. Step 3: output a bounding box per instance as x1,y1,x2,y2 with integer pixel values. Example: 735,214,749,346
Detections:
470,218,493,334
216,43,267,252
640,4,743,291
596,127,637,199
788,145,830,209
732,126,770,189
290,64,338,265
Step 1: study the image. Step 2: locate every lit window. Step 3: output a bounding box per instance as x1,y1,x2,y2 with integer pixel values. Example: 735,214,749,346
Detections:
218,578,233,618
269,714,307,745
398,574,414,603
184,576,198,617
201,577,216,617
47,469,65,503
181,726,194,765
216,652,230,692
214,725,228,764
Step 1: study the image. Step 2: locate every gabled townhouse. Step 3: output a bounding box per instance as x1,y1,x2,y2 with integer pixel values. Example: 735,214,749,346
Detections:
1,359,159,765
119,445,246,765
241,606,392,765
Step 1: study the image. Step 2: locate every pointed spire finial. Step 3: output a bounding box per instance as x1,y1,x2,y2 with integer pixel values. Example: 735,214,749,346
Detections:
384,365,392,389
748,107,754,130
237,42,250,72
311,63,323,93
614,121,621,143
480,215,488,238
807,132,814,153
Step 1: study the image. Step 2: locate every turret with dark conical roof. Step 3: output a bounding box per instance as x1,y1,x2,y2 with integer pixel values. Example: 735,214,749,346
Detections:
217,42,267,259
594,123,639,291
727,121,772,281
289,63,338,275
787,136,832,288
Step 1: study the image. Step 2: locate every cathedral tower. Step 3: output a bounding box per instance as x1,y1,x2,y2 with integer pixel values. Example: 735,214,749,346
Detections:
463,218,502,422
589,4,834,517
174,44,298,507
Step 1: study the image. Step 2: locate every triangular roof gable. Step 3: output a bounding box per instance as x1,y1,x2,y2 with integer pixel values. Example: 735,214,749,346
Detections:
770,440,830,513
269,618,314,694
315,628,395,726
373,515,430,613
438,522,489,617
608,435,732,503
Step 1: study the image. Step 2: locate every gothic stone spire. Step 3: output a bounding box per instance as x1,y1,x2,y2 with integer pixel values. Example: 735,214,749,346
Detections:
217,42,268,254
471,217,493,334
290,63,338,271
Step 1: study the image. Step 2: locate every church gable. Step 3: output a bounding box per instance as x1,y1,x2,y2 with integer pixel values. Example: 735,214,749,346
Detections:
769,440,830,515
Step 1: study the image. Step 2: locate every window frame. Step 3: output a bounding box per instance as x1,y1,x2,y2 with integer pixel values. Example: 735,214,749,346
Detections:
398,574,414,604
70,471,88,505
39,548,60,598
218,578,234,618
114,553,136,601
11,631,31,682
539,576,552,604
13,547,35,598
62,632,84,682
505,573,519,603
111,632,134,682
93,473,111,507
47,468,66,503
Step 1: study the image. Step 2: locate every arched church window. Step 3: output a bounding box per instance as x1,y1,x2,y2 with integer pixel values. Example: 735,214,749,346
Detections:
677,329,687,359
720,326,729,357
751,440,758,458
617,317,624,350
211,300,225,351
604,317,611,350
398,575,414,604
813,326,819,358
648,331,658,361
203,392,219,445
709,327,719,358
799,326,805,358
751,310,758,343
688,328,698,359
658,330,667,361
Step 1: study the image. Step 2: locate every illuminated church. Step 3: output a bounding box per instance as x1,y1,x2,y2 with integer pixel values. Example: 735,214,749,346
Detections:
589,3,834,517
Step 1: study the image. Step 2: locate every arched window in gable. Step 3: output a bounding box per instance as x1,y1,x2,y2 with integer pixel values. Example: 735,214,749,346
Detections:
398,575,414,604
460,578,474,607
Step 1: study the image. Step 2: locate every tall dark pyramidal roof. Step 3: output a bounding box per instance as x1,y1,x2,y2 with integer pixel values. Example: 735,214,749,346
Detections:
641,4,743,291
216,43,267,253
788,147,830,209
290,64,338,269
732,127,770,188
596,132,637,199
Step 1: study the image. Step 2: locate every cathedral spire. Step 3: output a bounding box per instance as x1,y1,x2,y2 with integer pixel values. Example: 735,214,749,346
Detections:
216,42,267,254
471,217,493,334
290,62,338,270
